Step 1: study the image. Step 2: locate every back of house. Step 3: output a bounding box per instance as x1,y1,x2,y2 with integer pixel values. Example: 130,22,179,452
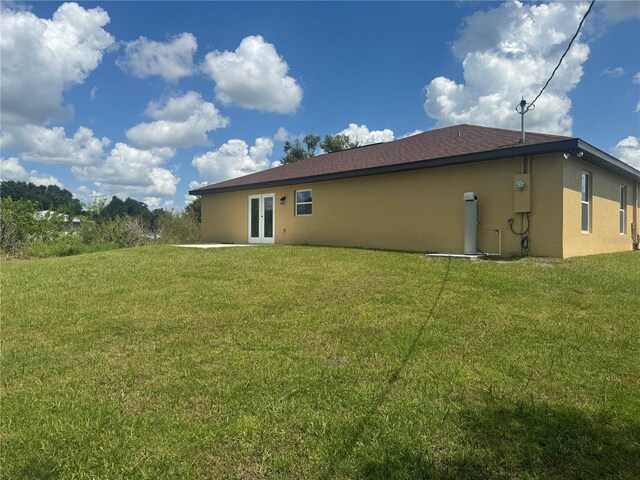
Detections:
190,124,640,258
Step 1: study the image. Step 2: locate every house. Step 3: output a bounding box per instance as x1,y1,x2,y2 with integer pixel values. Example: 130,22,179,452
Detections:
190,124,640,258
35,210,81,230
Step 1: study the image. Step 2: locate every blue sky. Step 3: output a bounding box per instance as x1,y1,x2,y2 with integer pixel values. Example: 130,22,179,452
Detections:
1,1,639,209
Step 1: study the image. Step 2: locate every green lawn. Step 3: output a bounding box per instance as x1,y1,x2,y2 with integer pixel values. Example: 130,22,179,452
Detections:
2,245,639,479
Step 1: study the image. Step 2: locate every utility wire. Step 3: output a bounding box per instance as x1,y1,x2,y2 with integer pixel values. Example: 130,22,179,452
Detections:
529,0,596,108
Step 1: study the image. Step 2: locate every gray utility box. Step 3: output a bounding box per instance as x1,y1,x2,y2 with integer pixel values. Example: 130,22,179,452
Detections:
464,192,478,255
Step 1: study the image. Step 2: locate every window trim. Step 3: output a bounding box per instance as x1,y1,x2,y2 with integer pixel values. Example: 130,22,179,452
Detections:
619,185,626,235
581,171,591,233
295,189,313,216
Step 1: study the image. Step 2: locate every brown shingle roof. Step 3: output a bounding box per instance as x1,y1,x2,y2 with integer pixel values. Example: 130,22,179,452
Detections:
192,124,575,194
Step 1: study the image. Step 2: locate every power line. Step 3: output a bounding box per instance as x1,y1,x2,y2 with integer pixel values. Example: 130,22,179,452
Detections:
529,0,596,108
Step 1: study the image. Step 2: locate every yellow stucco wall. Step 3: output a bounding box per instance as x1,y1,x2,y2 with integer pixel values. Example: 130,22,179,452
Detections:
562,156,637,258
200,154,638,257
529,154,564,257
201,155,570,257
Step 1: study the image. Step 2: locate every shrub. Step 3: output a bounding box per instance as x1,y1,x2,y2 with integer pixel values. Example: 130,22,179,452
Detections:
78,216,153,248
0,198,64,255
24,236,117,258
2,196,200,258
184,197,201,223
78,218,124,246
119,216,154,247
156,210,200,244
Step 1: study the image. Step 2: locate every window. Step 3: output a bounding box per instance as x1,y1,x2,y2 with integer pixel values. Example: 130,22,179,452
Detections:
295,189,312,216
581,171,590,233
620,186,626,234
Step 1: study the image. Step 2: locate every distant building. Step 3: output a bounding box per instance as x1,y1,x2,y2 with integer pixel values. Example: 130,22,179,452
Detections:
35,210,81,230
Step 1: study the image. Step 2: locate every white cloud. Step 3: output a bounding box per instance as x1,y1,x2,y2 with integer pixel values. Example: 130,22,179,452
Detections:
75,185,104,204
274,127,290,142
188,180,208,190
202,35,303,113
162,200,175,210
1,124,109,166
400,129,423,139
192,137,273,183
631,72,639,113
147,147,177,161
116,32,197,82
1,157,28,180
125,91,229,149
601,1,640,23
184,180,207,203
339,123,395,145
613,136,640,169
143,196,161,208
0,157,63,187
0,2,114,126
601,66,624,77
424,2,591,135
90,86,97,100
72,142,179,196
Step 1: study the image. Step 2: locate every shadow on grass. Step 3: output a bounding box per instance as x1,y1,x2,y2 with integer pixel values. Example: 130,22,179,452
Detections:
321,259,452,479
15,456,61,480
359,403,640,479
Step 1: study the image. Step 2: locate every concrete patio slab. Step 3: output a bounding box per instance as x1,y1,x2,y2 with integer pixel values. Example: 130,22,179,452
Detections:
174,244,257,249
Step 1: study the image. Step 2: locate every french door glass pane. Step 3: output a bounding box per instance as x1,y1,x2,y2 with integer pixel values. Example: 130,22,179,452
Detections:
251,198,260,237
264,197,273,238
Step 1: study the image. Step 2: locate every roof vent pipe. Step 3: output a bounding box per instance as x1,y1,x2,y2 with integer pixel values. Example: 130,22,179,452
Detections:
515,97,534,143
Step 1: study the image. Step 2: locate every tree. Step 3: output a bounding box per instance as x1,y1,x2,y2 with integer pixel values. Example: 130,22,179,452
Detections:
280,134,321,164
101,196,126,219
0,197,39,252
280,140,306,164
185,197,201,223
0,197,64,253
101,196,153,225
86,197,107,220
279,133,359,164
0,180,82,215
320,134,359,153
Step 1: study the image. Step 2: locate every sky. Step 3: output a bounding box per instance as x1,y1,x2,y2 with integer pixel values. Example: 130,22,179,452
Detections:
1,1,639,210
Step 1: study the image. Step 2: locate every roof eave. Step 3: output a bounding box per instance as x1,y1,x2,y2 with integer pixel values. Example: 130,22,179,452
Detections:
577,139,640,182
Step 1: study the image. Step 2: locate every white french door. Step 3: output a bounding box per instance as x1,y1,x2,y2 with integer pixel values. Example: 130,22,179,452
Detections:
248,194,275,244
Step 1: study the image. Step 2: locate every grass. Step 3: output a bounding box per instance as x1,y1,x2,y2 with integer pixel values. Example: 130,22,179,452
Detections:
22,237,120,258
2,245,639,479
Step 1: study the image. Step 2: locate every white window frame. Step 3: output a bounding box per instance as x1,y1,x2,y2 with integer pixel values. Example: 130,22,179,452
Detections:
295,189,313,216
619,186,626,235
581,171,590,233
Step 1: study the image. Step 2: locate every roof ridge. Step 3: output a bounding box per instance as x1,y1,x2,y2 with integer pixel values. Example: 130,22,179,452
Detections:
455,123,575,139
